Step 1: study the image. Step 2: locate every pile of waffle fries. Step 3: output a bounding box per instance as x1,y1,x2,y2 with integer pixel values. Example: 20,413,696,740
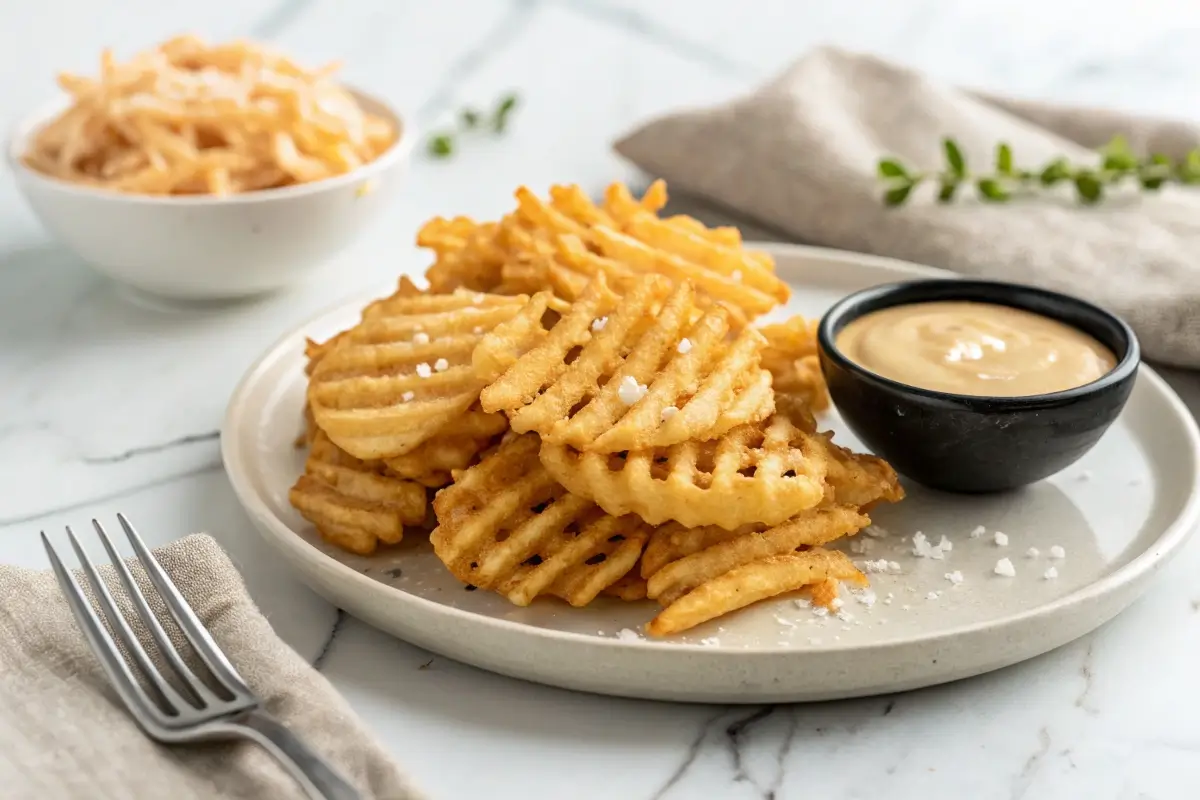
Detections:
290,180,903,636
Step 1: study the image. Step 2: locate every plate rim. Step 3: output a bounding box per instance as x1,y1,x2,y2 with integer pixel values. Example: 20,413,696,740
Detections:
221,242,1200,659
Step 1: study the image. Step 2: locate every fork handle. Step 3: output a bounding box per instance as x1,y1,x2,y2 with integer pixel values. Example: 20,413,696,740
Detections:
231,709,363,800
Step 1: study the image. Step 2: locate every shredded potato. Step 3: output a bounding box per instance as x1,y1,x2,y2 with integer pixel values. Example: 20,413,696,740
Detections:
23,35,397,196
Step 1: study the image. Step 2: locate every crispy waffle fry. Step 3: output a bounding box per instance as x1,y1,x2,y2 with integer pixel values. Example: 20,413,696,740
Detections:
477,276,774,452
382,406,507,487
759,317,829,412
639,506,869,606
645,549,867,636
431,434,650,606
288,431,427,555
309,287,536,460
540,409,833,530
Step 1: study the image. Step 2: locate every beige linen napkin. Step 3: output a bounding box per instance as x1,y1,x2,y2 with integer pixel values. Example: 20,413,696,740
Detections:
614,46,1200,368
0,534,421,800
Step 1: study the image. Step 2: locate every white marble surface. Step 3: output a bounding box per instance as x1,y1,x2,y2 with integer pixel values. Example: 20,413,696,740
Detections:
2,1,1200,798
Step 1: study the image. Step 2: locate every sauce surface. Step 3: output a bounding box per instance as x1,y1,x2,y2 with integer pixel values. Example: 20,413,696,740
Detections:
835,301,1117,397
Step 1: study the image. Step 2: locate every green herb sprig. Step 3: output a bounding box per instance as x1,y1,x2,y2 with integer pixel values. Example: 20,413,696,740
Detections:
427,92,520,159
879,136,1200,207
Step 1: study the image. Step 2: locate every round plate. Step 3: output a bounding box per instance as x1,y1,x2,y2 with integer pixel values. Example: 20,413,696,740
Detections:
222,244,1200,703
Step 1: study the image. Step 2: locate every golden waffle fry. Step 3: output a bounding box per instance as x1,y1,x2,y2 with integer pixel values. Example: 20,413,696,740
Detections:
382,406,507,487
431,434,651,607
759,317,829,412
641,506,869,606
601,571,649,601
645,549,867,636
421,218,508,294
477,276,774,452
540,409,832,530
308,288,536,460
288,431,428,556
775,395,905,509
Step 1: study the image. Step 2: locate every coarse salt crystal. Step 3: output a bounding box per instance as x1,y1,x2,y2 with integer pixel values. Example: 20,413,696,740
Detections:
888,561,901,572
793,598,812,609
412,332,430,345
660,406,679,423
926,591,940,600
859,559,891,574
945,570,964,585
849,538,873,555
699,637,720,646
1049,545,1066,559
434,358,450,372
774,615,797,628
884,593,894,605
616,628,640,642
1026,547,1040,558
401,391,415,402
617,376,648,405
901,604,912,611
994,558,1016,577
812,606,829,618
864,524,889,538
970,525,986,539
937,536,953,552
830,598,844,611
993,532,1009,547
415,363,432,378
911,532,943,559
1043,566,1059,580
856,589,877,608
677,338,693,354
591,316,608,332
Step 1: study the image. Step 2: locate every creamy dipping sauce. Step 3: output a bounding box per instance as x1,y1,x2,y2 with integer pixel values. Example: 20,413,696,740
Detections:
835,301,1117,397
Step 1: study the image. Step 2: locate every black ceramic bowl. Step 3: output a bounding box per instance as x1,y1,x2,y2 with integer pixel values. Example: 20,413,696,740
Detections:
817,279,1140,493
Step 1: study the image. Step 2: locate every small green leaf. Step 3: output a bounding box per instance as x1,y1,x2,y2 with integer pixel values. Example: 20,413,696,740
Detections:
878,159,909,179
427,133,454,158
1040,158,1070,186
1179,150,1200,183
492,93,519,132
884,184,914,207
943,138,966,177
1099,135,1138,172
996,143,1014,175
1140,154,1171,190
1075,172,1103,203
1140,174,1166,190
937,180,958,203
977,178,1010,202
460,108,481,128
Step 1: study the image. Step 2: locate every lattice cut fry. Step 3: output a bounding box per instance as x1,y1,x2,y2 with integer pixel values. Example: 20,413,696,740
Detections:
288,431,428,556
641,506,870,607
602,571,649,601
645,549,867,636
308,287,537,460
540,409,832,530
430,434,650,607
760,316,829,412
382,406,507,487
477,276,774,452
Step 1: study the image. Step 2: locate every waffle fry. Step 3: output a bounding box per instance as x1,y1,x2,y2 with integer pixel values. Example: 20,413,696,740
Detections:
308,287,536,460
759,317,829,412
602,571,649,601
477,276,774,452
540,408,835,530
382,406,506,487
431,434,651,606
640,506,870,606
288,431,427,555
646,549,867,636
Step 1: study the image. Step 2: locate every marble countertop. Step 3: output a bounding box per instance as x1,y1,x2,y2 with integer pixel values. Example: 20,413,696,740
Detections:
3,1,1199,798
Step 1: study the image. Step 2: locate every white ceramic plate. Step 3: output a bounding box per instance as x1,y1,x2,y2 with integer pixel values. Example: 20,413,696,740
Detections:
222,244,1200,703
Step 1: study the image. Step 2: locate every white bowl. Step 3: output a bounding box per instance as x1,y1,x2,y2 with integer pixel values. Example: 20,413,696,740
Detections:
5,89,412,300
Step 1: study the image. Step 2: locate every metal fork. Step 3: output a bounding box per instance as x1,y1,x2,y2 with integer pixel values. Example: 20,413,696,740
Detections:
42,514,361,800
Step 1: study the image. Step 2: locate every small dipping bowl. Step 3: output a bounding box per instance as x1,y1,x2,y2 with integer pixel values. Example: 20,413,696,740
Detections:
817,279,1140,493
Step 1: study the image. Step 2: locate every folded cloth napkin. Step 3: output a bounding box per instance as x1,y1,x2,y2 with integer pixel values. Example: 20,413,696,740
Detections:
614,46,1200,368
0,534,421,800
